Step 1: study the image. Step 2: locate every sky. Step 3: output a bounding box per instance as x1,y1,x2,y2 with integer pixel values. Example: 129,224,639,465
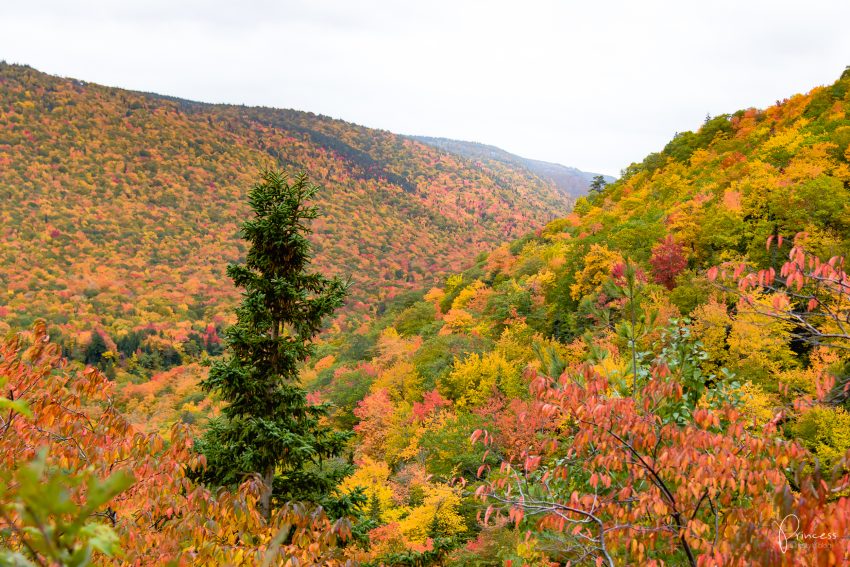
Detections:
2,1,849,177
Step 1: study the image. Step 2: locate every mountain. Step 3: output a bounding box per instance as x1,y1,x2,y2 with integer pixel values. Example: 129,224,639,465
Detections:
4,59,850,566
296,69,850,563
0,62,574,351
411,135,614,197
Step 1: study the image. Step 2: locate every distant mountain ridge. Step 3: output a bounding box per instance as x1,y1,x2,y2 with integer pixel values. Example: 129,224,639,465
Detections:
0,62,576,346
410,135,614,197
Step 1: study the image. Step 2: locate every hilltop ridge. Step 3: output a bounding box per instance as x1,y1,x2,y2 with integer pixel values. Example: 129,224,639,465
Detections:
0,62,580,349
411,135,613,197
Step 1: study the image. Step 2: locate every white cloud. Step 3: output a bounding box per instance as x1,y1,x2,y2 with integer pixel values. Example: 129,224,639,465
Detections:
2,0,848,176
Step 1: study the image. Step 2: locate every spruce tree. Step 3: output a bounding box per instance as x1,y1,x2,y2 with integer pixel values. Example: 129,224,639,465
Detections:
194,169,350,520
589,174,607,193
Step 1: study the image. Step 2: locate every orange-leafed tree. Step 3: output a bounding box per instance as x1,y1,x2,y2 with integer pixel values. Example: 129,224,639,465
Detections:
708,232,850,353
0,321,357,565
473,354,850,565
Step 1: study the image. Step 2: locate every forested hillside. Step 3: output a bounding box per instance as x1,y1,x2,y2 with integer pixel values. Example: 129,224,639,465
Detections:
3,65,850,566
297,68,850,564
0,62,575,364
411,136,614,198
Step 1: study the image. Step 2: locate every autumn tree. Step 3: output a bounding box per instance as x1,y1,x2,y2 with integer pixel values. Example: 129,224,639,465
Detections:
193,169,351,521
473,354,850,566
0,320,358,565
649,234,688,290
589,175,607,194
709,233,850,352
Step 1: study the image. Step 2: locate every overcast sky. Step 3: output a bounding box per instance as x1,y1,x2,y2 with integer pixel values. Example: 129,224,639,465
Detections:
2,1,849,177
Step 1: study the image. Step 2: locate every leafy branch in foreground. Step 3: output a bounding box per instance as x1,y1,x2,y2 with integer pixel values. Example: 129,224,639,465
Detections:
472,340,850,565
708,232,850,352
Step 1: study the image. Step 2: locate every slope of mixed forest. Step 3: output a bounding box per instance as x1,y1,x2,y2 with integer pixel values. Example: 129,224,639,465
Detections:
411,135,613,198
3,65,850,566
296,67,850,564
0,62,579,362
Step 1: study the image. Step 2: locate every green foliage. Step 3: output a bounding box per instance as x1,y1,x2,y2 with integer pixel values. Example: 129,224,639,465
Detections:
485,281,536,329
82,333,108,366
655,320,741,425
589,175,607,193
418,413,498,480
412,334,488,391
572,196,592,216
339,333,379,363
0,450,133,567
395,302,439,338
662,116,734,164
193,170,352,518
321,369,374,430
0,375,31,419
791,406,850,473
668,271,712,315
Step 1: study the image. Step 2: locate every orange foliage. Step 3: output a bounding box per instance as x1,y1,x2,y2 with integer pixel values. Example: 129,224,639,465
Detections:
0,323,356,564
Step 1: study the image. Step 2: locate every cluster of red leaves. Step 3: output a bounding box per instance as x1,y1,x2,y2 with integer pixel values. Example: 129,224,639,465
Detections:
649,235,688,290
473,395,557,464
473,362,850,566
412,389,452,422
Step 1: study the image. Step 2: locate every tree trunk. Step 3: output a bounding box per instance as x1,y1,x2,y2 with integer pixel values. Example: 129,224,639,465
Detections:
258,318,281,521
260,464,274,522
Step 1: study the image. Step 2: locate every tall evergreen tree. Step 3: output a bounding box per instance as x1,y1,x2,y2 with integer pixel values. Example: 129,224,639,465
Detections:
589,174,607,194
193,169,351,520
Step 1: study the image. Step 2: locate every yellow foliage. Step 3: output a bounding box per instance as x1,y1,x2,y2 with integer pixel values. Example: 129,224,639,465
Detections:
339,457,404,523
666,196,710,253
759,118,809,158
779,348,841,398
569,244,623,300
691,298,733,375
371,360,424,402
451,280,486,310
592,350,627,381
398,484,466,545
791,406,850,473
423,287,445,310
376,327,421,365
445,273,464,291
639,289,681,349
439,308,474,335
382,402,421,465
515,534,551,566
737,382,778,428
784,142,836,182
692,294,797,388
525,269,556,301
728,293,797,386
314,354,336,372
689,148,715,168
440,351,521,407
494,319,536,363
563,337,589,365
